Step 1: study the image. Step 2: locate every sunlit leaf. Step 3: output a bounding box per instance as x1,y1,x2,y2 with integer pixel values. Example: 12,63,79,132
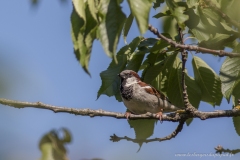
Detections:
202,8,238,34
219,0,240,25
185,6,212,42
72,0,86,21
165,0,189,28
199,33,231,50
71,2,98,75
39,129,71,160
220,58,240,102
123,13,134,44
60,128,72,143
98,0,126,61
162,16,179,39
87,0,98,21
153,10,171,18
192,56,223,106
127,0,154,34
187,0,199,8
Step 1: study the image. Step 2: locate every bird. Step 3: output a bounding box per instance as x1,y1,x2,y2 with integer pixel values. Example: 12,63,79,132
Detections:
118,70,180,122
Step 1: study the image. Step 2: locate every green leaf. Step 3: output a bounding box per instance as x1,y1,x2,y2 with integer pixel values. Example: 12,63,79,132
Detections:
165,0,189,28
150,71,168,95
202,8,220,22
153,0,164,9
153,10,171,18
97,47,128,99
220,57,240,102
138,38,159,48
167,56,184,107
202,8,238,33
145,53,182,107
199,33,231,50
219,0,240,23
129,119,156,139
187,0,199,8
87,0,98,21
123,13,134,44
167,56,202,109
185,7,212,42
142,49,175,84
72,0,86,21
232,80,240,106
128,119,157,150
126,51,145,72
127,0,154,34
150,39,169,52
71,2,98,75
97,37,142,100
39,129,71,160
98,0,126,61
192,56,223,106
186,74,202,109
233,116,240,136
144,52,201,110
162,16,179,39
60,128,72,143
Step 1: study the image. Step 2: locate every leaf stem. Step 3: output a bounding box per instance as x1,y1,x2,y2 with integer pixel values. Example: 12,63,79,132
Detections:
148,24,240,58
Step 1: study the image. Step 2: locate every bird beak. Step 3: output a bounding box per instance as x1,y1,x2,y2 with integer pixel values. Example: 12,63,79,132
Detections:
117,74,120,77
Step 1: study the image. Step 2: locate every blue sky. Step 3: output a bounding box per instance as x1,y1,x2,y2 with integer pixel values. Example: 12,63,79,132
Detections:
0,0,239,160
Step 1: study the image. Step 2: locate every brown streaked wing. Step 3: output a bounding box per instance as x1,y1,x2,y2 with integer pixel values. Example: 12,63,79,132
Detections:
138,81,169,101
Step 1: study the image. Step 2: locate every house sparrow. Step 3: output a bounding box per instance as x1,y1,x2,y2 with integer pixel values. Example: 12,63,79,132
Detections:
118,70,180,122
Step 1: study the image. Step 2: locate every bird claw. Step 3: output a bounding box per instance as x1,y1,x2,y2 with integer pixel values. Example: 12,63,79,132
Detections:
124,112,131,120
156,109,163,123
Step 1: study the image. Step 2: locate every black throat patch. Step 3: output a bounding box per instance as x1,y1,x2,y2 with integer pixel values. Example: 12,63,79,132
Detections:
120,79,133,101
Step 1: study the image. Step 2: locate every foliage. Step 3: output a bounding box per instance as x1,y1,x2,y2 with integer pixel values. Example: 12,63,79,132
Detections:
39,128,71,160
71,0,240,132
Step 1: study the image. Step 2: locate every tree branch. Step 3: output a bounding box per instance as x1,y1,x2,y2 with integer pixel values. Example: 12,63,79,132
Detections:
110,119,185,143
178,27,191,108
1,98,240,121
215,145,240,155
148,24,240,58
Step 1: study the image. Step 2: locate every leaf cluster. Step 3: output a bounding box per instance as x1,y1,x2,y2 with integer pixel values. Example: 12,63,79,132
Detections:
71,0,240,131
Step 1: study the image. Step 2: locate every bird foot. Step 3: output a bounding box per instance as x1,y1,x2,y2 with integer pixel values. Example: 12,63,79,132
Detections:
156,109,163,123
124,112,132,120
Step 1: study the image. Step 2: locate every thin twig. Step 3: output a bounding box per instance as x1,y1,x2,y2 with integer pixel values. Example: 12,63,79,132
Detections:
110,119,185,143
1,98,240,121
178,28,191,108
148,24,240,58
215,145,240,155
